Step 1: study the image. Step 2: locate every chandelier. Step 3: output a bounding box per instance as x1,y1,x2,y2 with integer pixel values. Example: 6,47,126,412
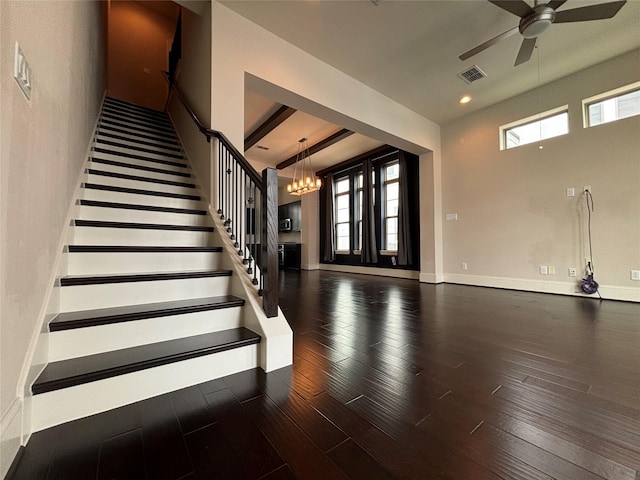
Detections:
286,137,321,195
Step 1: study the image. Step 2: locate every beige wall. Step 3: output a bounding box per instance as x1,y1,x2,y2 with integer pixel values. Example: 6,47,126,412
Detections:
210,2,443,281
441,49,640,301
0,0,106,473
168,1,213,205
107,0,175,111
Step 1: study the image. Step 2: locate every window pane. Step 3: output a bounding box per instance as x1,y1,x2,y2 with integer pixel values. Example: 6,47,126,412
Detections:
337,208,349,223
385,163,399,180
357,221,362,250
504,111,568,149
387,234,398,251
387,217,398,235
336,178,349,193
336,194,350,209
386,199,398,217
386,182,399,201
337,223,350,237
588,89,640,127
337,237,350,251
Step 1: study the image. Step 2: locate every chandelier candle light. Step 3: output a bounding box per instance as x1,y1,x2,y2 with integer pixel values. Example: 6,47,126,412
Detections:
287,137,321,195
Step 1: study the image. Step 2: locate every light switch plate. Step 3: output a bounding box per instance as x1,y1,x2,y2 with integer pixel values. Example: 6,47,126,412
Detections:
14,42,32,100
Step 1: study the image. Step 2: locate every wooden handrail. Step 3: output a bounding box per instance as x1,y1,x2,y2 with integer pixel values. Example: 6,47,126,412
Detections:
162,71,262,187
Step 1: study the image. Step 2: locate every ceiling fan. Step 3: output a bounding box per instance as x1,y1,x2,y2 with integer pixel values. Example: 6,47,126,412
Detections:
459,0,627,66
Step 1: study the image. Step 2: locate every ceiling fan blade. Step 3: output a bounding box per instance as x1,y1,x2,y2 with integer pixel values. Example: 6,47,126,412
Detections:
553,0,627,23
546,0,568,10
489,0,534,18
514,37,537,66
459,26,520,61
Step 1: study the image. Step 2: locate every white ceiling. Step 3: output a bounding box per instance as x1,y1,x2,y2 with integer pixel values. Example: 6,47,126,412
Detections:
223,0,640,173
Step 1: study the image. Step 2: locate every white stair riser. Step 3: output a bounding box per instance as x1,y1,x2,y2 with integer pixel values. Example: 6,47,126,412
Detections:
99,119,177,139
66,251,222,275
72,226,214,246
77,205,212,227
31,344,258,432
94,140,183,160
100,114,173,131
90,151,189,174
84,173,197,196
100,118,175,138
48,307,243,361
96,130,181,151
60,276,229,312
92,145,185,164
80,187,205,210
60,276,231,311
88,161,192,184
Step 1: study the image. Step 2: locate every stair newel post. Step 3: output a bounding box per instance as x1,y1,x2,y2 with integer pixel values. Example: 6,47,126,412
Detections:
247,180,256,276
261,168,279,318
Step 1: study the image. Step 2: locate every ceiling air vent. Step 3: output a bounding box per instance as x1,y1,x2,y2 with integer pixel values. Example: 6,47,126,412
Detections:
457,65,487,84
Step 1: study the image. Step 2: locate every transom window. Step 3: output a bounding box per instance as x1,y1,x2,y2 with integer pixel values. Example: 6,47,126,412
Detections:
583,82,640,127
500,106,569,150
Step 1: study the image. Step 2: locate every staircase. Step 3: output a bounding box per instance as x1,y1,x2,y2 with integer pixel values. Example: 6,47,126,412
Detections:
30,97,261,432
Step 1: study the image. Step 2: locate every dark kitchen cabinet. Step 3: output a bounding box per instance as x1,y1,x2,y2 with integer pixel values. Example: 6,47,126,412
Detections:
278,201,301,232
283,243,301,269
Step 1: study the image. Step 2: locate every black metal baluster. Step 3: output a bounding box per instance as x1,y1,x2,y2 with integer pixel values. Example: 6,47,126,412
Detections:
217,141,223,216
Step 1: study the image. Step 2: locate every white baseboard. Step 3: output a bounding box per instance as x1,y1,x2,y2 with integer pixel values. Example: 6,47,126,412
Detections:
444,273,640,302
1,397,23,479
320,264,420,280
419,272,445,284
16,102,104,446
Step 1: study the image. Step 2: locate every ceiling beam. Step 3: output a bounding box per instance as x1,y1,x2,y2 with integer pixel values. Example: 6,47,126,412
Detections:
244,105,296,151
276,129,355,170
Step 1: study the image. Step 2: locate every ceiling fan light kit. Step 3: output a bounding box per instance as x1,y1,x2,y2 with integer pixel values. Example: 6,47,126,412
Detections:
459,0,627,66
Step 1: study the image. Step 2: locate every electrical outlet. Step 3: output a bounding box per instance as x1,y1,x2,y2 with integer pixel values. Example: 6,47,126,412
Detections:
548,266,556,275
568,267,577,277
539,266,548,275
584,185,591,193
631,270,640,281
461,262,468,271
445,213,458,221
566,187,575,197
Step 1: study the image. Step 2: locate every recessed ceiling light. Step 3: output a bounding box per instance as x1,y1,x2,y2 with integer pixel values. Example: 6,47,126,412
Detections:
459,95,472,105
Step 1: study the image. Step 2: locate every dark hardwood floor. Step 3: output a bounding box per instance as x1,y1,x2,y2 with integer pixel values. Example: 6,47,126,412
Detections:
11,271,640,479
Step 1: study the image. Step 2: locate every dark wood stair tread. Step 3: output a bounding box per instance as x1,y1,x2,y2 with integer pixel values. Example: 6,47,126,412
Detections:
97,125,180,146
87,169,195,189
92,147,188,168
67,245,222,253
49,295,244,331
105,97,166,116
96,131,182,152
78,199,206,215
60,269,232,286
90,157,191,177
82,183,201,201
101,111,174,132
100,117,178,138
95,139,184,159
74,219,213,231
32,328,260,394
